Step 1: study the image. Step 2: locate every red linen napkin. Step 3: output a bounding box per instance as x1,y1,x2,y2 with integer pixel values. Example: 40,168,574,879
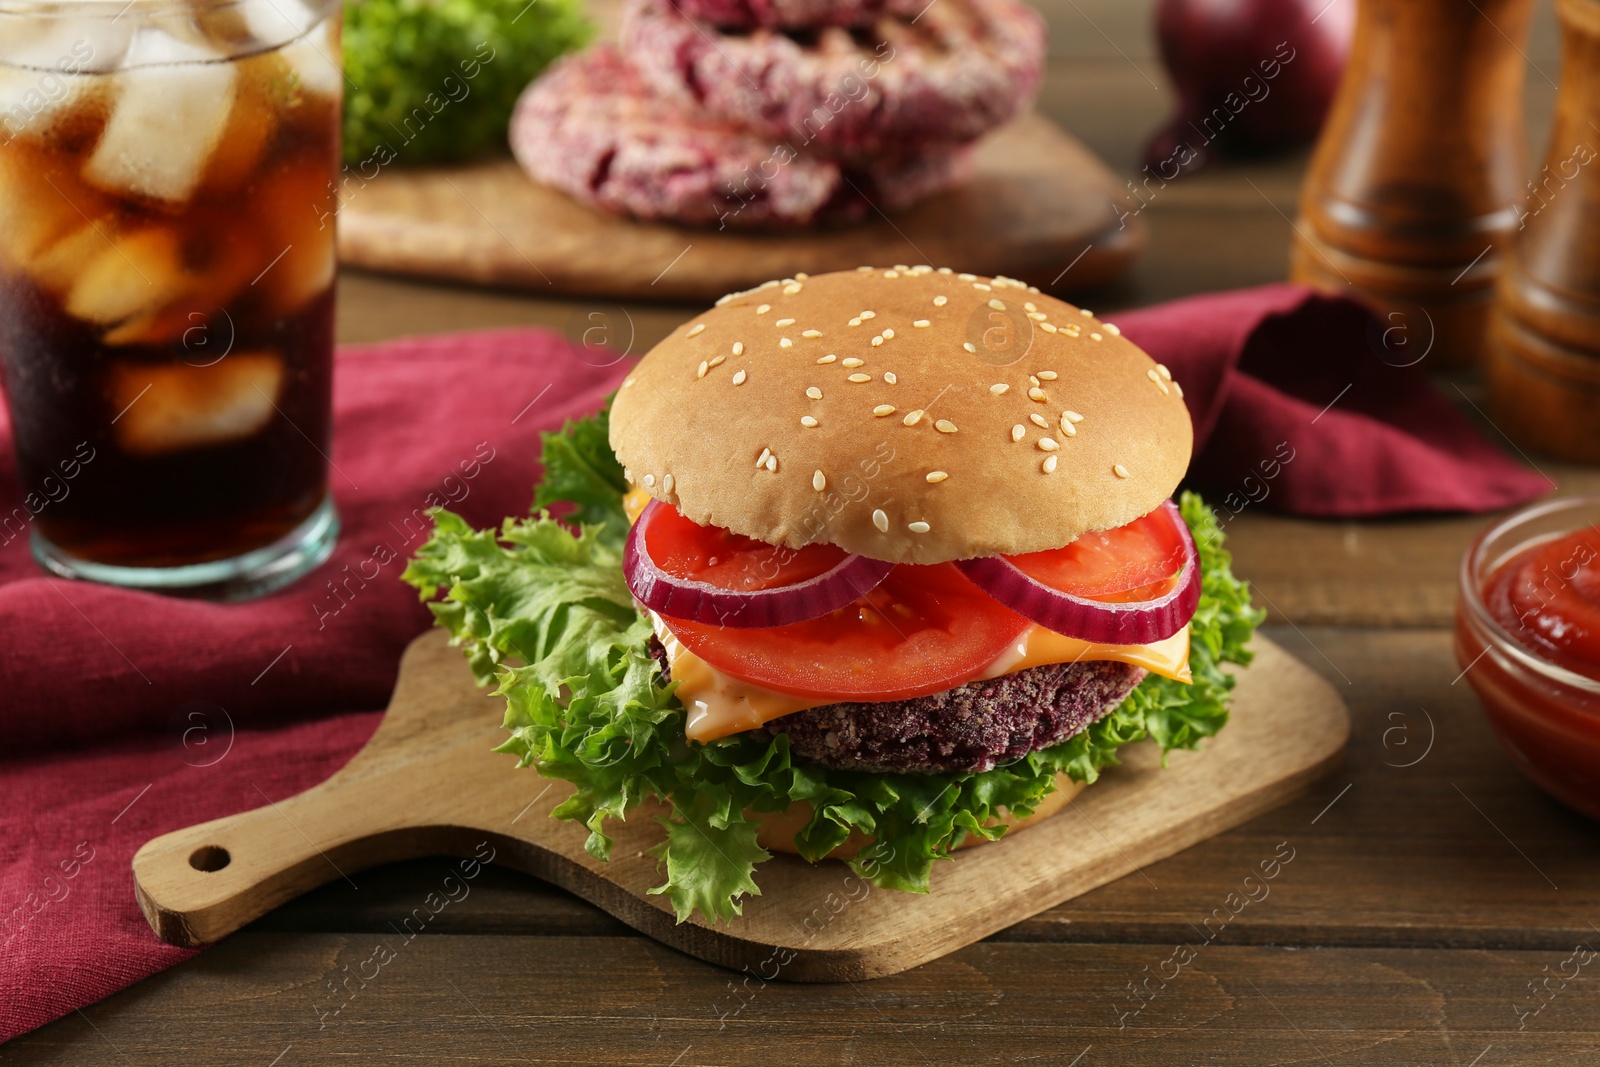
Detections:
1118,283,1550,515
0,287,1547,1044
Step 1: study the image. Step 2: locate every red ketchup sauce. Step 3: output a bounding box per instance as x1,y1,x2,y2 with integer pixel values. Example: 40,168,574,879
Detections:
1457,527,1600,820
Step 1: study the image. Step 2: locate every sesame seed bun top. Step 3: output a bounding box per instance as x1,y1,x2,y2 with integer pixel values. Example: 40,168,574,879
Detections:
608,266,1194,564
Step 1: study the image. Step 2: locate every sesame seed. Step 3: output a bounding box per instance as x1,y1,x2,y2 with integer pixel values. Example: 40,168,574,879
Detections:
903,409,925,426
709,355,726,368
933,295,948,307
801,415,818,428
1041,322,1058,334
757,304,771,314
1173,381,1185,398
767,455,779,472
1037,370,1058,380
1090,332,1103,342
873,404,897,417
1011,424,1026,442
882,328,895,339
849,318,863,327
806,386,823,400
1147,368,1161,383
818,354,837,364
1029,375,1040,386
732,369,747,385
894,263,909,271
959,273,976,281
1063,324,1081,335
871,336,884,347
884,372,897,384
1028,387,1047,402
622,378,634,388
1038,438,1059,452
1029,413,1048,428
842,357,865,368
926,471,949,483
733,341,745,356
963,342,977,353
991,383,1010,395
1079,308,1093,317
1064,410,1084,423
988,299,1006,311
860,311,876,320
938,267,953,275
1028,312,1047,321
973,283,992,291
1059,419,1077,437
756,448,771,468
687,323,706,337
663,473,675,494
1043,455,1058,474
697,360,709,379
848,373,872,383
857,265,874,272
1156,363,1172,381
935,419,958,434
1113,464,1129,479
914,319,931,328
884,270,899,278
776,317,795,327
813,469,827,491
803,329,822,338
643,474,655,487
1104,323,1122,336
783,283,802,295
1024,301,1037,312
795,272,808,279
907,521,931,534
780,337,794,348
872,508,890,533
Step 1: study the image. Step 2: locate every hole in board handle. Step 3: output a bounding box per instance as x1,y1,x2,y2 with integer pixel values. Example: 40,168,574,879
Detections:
189,846,231,872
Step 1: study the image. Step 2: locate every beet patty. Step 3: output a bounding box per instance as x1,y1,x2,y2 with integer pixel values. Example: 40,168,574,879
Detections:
650,636,1146,774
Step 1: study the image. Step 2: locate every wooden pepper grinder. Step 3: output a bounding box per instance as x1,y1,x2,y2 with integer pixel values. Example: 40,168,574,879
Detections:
1290,0,1536,367
1489,0,1600,462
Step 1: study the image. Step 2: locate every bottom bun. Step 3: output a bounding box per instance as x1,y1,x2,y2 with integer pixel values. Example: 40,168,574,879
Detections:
755,772,1087,860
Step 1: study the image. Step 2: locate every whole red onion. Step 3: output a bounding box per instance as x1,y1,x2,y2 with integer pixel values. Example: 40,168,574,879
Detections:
1144,0,1355,174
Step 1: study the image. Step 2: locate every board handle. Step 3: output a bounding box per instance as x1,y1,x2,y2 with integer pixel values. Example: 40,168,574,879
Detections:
132,770,435,947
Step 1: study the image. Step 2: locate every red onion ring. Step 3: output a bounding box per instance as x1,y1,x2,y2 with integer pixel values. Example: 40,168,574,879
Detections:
624,499,894,628
955,500,1200,645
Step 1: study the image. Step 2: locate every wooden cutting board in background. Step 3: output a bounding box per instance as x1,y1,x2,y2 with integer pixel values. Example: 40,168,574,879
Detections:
130,630,1347,981
335,114,1145,302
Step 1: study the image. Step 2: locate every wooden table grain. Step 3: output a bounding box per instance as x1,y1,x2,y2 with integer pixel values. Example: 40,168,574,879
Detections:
12,1,1599,1062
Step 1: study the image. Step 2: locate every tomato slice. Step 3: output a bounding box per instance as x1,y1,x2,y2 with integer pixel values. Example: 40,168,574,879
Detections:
641,496,850,592
660,563,1030,702
1005,506,1189,604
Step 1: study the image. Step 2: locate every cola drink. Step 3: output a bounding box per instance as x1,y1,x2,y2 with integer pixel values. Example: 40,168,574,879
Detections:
0,0,343,594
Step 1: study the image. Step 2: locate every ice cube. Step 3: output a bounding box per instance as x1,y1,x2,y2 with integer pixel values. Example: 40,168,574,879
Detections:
63,227,189,325
82,31,237,203
110,351,283,456
236,0,322,50
201,60,277,192
274,14,342,99
29,222,115,295
0,21,129,75
0,147,85,269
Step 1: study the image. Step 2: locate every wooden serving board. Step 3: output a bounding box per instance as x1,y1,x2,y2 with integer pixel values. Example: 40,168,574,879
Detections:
335,113,1145,302
132,630,1347,981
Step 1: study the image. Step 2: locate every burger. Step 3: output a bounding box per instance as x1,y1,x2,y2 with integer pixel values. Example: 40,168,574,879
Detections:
404,266,1262,923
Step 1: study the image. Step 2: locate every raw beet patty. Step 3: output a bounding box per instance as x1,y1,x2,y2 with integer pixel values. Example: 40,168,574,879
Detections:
649,636,1147,775
622,0,1045,160
510,47,974,229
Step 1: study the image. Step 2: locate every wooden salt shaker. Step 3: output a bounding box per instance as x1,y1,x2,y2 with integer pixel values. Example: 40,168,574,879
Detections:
1489,0,1600,462
1290,0,1536,366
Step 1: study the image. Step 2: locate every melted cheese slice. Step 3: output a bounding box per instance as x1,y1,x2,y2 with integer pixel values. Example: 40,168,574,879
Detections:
624,488,1192,744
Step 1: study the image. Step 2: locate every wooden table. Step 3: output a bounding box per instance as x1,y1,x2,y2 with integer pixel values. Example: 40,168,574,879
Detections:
13,2,1600,1062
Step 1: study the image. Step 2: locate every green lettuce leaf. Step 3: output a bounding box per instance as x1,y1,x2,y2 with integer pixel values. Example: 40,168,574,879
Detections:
403,406,1264,923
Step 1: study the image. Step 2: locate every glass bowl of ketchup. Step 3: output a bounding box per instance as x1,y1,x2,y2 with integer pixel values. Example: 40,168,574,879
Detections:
1456,496,1600,820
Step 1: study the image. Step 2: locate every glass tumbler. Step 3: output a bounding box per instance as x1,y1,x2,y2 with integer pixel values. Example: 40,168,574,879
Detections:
0,0,343,598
